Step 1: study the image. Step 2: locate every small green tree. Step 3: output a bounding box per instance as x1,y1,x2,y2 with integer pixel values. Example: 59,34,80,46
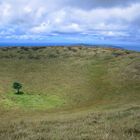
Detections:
13,82,22,94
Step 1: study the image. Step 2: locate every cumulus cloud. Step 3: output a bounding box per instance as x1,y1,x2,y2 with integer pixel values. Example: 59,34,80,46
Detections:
0,0,140,42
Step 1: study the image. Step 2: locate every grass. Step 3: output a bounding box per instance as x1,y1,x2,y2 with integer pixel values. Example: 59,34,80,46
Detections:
1,93,64,110
0,46,139,139
0,106,139,140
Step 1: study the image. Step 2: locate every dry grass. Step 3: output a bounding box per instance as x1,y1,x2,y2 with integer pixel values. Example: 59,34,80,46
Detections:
0,46,139,140
0,106,140,140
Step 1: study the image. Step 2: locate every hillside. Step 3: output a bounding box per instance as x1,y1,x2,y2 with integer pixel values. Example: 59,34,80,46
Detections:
0,46,140,140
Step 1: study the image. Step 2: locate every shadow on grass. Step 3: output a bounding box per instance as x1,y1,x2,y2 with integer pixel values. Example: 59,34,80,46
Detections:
15,91,24,95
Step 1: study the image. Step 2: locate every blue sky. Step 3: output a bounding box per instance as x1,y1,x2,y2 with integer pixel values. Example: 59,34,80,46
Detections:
0,0,140,44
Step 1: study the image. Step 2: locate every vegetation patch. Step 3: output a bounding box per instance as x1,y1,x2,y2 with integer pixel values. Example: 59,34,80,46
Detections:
0,47,139,140
1,93,65,110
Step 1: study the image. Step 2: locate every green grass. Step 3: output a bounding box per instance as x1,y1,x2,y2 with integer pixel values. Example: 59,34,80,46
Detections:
0,47,139,110
1,93,64,110
0,46,139,139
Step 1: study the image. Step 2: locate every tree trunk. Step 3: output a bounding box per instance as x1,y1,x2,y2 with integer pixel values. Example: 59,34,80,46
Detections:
17,89,20,94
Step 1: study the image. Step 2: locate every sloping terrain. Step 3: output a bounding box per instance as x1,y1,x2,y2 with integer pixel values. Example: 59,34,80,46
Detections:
0,46,139,140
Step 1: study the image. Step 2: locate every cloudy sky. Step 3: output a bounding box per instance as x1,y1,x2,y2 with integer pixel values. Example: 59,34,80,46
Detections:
0,0,140,44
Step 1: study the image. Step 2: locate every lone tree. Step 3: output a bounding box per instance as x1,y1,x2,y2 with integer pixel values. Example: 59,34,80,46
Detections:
13,82,22,94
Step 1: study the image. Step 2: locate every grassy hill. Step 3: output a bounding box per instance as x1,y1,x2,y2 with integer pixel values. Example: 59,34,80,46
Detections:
0,46,139,140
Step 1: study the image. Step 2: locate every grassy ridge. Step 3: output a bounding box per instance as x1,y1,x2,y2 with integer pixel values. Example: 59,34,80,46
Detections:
0,46,139,110
0,46,139,139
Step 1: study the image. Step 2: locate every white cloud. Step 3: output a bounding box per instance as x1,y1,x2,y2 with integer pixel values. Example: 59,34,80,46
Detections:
0,0,140,41
30,21,51,33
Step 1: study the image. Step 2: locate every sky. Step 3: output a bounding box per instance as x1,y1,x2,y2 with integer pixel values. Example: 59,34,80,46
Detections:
0,0,140,45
